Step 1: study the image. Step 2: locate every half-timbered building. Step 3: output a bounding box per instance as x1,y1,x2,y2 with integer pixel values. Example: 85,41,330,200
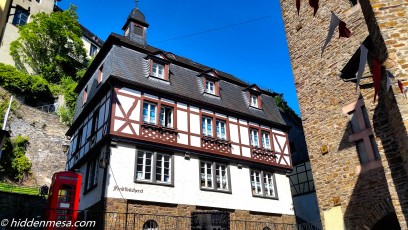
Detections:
65,6,295,229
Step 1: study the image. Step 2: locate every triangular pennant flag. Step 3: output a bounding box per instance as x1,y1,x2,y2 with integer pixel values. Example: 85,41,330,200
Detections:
339,20,352,38
321,13,340,56
309,0,319,16
356,44,368,91
373,59,381,103
386,70,395,78
398,80,404,94
404,87,408,98
296,0,300,15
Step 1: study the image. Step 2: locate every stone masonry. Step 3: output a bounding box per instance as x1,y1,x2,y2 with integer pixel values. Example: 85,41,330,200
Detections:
7,97,68,186
100,198,296,230
280,0,408,229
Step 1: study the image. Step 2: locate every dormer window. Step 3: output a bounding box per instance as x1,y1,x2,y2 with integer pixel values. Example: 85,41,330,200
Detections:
206,80,215,94
152,62,164,79
245,84,262,109
250,94,258,107
201,69,220,96
147,53,170,81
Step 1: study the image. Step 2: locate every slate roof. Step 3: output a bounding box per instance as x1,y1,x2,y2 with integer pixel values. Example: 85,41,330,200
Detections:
69,33,288,135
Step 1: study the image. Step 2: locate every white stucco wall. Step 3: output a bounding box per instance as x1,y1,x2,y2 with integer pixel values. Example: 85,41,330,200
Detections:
104,142,294,215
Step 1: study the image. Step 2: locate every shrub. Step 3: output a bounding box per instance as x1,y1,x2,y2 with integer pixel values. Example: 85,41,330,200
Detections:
0,135,31,183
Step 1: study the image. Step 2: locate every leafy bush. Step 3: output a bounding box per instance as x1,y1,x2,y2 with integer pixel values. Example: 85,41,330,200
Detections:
0,135,31,183
0,63,53,104
57,106,74,126
0,91,20,129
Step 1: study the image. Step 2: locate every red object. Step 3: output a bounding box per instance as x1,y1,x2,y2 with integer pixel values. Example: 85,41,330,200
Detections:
45,171,82,229
398,80,404,94
339,20,352,38
373,59,381,103
296,0,300,15
309,0,319,16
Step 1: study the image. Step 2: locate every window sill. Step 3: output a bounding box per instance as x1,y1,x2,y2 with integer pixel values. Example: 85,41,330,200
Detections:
252,194,279,200
141,123,178,134
203,92,220,98
249,105,262,110
149,75,169,82
134,180,174,187
200,187,232,194
202,136,231,146
252,148,277,158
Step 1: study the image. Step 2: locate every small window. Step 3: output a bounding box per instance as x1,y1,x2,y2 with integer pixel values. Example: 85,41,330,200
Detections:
250,129,259,147
160,106,173,128
92,108,99,133
12,6,29,26
143,220,158,230
136,150,172,184
251,170,277,198
250,94,258,108
205,80,215,94
85,157,99,191
262,131,271,150
216,120,226,140
151,62,164,79
76,127,83,152
200,161,229,192
350,0,357,6
90,44,98,56
134,24,144,36
143,102,157,125
202,116,213,137
97,65,103,84
82,86,88,105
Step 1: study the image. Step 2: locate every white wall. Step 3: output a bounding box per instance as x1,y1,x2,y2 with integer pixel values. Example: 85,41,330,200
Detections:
105,142,294,215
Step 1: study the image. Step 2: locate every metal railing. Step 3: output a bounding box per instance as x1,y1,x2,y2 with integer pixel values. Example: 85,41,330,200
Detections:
35,103,59,113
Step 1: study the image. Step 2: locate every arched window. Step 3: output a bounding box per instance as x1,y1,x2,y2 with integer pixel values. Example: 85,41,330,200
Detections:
143,220,158,230
263,227,271,230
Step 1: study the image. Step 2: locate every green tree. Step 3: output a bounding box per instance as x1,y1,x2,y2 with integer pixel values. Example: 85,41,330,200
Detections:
10,5,87,83
0,63,53,104
0,135,31,183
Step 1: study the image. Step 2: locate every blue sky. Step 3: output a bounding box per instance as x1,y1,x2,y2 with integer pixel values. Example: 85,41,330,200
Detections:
58,0,300,115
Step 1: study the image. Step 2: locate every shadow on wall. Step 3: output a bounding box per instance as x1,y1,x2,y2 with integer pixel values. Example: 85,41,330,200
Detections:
343,71,407,229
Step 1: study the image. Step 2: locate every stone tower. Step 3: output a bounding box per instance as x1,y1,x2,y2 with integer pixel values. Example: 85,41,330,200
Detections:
279,0,408,229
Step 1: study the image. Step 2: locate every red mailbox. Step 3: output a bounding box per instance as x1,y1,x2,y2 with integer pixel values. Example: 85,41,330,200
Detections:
46,171,82,229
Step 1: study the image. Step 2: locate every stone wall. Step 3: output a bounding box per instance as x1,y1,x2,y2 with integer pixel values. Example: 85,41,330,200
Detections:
8,101,68,186
103,198,295,230
279,0,408,228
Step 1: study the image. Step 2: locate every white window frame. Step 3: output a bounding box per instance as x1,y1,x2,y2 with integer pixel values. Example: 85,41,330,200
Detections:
135,150,173,185
250,94,258,107
216,120,226,140
202,116,213,137
160,106,173,128
262,131,271,150
205,80,215,94
250,129,259,147
250,170,278,198
143,102,157,125
200,161,230,192
152,62,164,79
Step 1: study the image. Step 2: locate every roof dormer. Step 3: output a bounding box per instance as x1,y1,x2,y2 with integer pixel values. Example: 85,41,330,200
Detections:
145,51,171,81
245,84,262,109
200,69,221,97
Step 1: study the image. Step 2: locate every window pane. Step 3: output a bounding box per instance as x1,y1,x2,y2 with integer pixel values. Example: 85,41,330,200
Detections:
251,171,262,195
